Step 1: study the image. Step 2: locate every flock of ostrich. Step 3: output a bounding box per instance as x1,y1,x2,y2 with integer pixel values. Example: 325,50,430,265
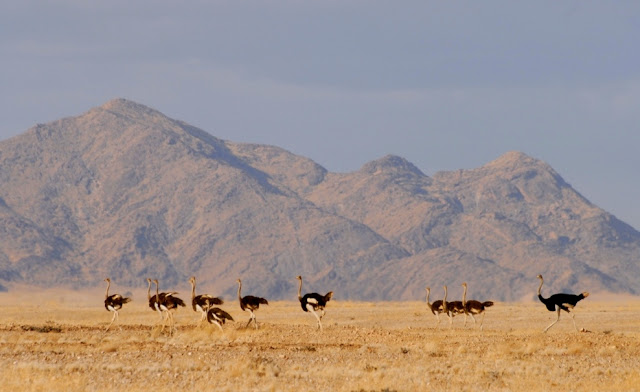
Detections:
103,274,589,334
104,275,333,334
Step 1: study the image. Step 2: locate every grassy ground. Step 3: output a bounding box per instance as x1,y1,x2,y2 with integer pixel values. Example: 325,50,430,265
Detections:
1,288,639,391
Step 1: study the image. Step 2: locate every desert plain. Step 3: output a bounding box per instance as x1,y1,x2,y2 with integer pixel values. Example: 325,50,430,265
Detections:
0,288,639,392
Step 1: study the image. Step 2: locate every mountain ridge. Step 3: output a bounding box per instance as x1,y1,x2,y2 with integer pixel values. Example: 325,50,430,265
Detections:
0,99,638,301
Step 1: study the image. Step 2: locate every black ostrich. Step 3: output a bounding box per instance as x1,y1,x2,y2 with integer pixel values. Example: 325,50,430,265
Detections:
189,276,224,324
206,305,235,332
296,275,333,331
146,278,164,321
537,274,589,332
236,279,269,329
153,279,186,334
103,278,131,331
461,282,494,330
426,287,446,328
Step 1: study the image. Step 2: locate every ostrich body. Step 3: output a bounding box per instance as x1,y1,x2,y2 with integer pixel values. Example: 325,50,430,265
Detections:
446,300,465,326
103,278,131,331
461,282,494,330
446,285,466,326
189,276,223,324
153,279,186,334
537,275,589,332
206,306,234,332
236,279,268,329
296,275,333,331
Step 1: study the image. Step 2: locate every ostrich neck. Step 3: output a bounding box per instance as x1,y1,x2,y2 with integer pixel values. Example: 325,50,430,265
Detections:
425,289,430,306
237,282,242,301
191,281,196,301
462,285,467,305
537,278,544,297
297,279,303,301
147,280,152,301
105,280,110,299
443,286,448,312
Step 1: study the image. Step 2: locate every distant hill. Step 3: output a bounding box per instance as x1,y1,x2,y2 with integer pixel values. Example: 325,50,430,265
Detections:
1,99,638,301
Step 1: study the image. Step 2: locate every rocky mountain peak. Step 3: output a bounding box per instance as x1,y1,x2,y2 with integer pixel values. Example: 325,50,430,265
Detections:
360,154,426,177
480,151,544,172
100,98,160,117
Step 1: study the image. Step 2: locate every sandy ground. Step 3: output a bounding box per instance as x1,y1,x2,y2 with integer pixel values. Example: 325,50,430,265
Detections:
0,288,639,391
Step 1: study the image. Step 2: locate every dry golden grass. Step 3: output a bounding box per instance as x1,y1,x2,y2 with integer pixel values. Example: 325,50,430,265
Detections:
1,289,640,391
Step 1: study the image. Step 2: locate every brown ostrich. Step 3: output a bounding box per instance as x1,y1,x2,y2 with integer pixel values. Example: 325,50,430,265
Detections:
188,276,223,324
461,282,494,330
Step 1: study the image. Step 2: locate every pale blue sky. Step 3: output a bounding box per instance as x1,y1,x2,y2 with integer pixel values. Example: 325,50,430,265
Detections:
1,1,639,229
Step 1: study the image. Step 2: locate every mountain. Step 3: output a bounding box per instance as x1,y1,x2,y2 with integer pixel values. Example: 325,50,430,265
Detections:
0,99,638,301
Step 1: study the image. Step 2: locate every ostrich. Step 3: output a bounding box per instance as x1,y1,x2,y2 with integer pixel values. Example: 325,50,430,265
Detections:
426,287,446,327
537,274,589,333
236,279,269,329
153,279,186,334
441,285,449,321
206,305,234,332
445,285,466,326
146,278,166,322
188,276,223,324
103,278,131,331
296,275,333,331
461,282,494,330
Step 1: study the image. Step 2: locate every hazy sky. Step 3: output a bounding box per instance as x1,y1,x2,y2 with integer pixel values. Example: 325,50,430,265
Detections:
2,1,639,229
